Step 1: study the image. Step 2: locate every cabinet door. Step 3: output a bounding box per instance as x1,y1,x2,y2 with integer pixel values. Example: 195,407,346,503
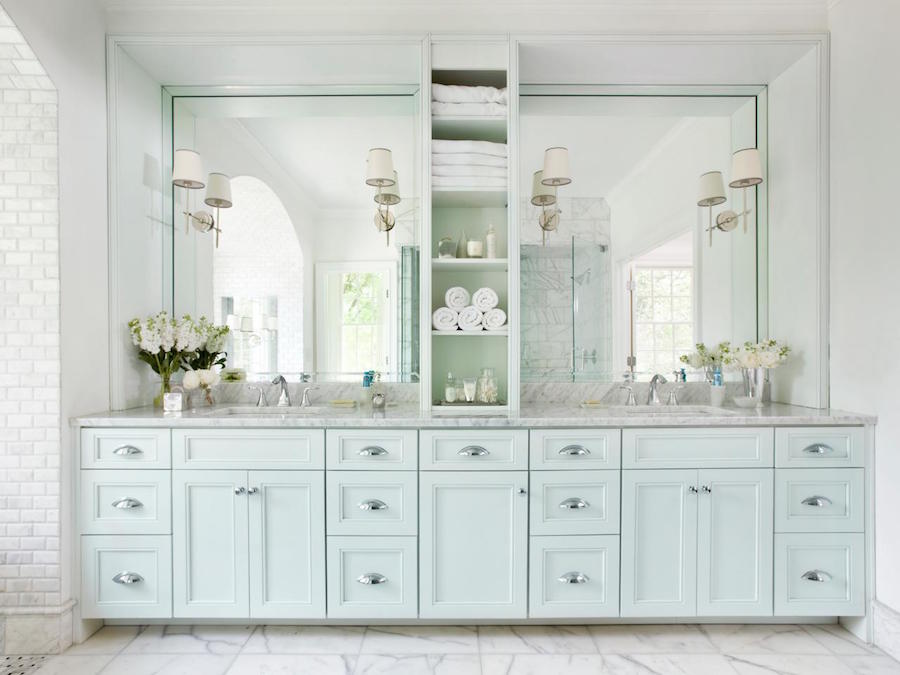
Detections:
621,469,698,617
419,471,528,619
248,471,325,619
697,468,774,616
172,470,249,618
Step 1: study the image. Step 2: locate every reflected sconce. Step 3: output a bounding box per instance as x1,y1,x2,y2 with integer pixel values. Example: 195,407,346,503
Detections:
729,148,764,234
536,147,572,245
697,170,728,247
366,147,399,246
171,149,233,248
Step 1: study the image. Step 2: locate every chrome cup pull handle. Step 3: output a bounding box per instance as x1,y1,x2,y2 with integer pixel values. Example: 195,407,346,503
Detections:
801,570,832,583
357,573,387,585
559,444,590,456
802,443,834,455
557,571,589,584
458,445,489,457
359,499,388,511
559,497,590,510
801,495,833,507
358,446,388,457
112,571,144,585
111,497,143,510
112,445,142,456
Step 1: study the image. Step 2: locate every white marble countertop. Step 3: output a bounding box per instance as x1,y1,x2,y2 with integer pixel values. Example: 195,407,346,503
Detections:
73,402,876,428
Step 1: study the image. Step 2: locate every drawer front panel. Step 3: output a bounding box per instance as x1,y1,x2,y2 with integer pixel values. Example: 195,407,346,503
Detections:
327,536,417,619
81,428,171,469
775,469,864,533
173,429,324,469
774,533,865,616
530,429,621,470
775,427,864,468
529,535,620,618
419,430,528,470
327,472,417,536
623,428,774,469
81,535,172,618
530,470,620,536
326,429,418,470
80,470,171,535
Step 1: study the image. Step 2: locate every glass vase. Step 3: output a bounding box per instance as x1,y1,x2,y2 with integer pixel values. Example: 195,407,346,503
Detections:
153,373,171,408
741,367,768,403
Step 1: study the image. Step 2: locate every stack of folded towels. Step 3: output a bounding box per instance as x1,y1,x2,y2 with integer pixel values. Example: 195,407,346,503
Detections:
432,139,508,189
432,286,507,333
432,83,508,118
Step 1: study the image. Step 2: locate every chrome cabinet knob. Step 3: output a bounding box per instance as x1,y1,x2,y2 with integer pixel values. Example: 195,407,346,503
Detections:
112,445,142,456
557,571,590,584
358,446,388,457
248,487,259,495
801,569,832,583
559,444,590,456
458,445,489,457
802,443,834,455
701,485,712,494
518,488,527,495
801,495,833,507
234,487,246,495
111,497,143,510
357,572,388,585
359,499,388,511
559,497,590,510
688,486,699,494
112,571,144,585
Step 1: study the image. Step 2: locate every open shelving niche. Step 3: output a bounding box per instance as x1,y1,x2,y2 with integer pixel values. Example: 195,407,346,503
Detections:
429,67,510,412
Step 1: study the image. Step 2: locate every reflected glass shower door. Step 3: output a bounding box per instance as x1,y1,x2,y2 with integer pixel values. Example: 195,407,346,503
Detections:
572,237,611,381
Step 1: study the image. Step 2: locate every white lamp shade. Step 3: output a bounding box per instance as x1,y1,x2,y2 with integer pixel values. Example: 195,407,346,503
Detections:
204,172,233,209
729,148,763,188
374,170,401,205
240,316,254,332
541,147,571,186
172,149,205,189
366,148,395,187
697,171,727,207
531,170,557,206
225,313,239,330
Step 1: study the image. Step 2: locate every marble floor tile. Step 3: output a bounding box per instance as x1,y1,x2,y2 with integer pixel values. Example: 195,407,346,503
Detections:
101,653,236,675
123,625,255,655
727,653,857,675
838,655,900,673
700,624,831,655
588,624,718,654
482,653,662,675
242,625,366,654
354,654,481,675
225,654,356,674
803,624,886,656
359,626,478,655
32,654,113,675
478,625,598,654
65,625,142,655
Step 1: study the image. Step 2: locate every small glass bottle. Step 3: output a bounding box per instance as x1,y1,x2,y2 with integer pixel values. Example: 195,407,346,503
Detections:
476,367,498,404
485,224,498,259
444,371,457,403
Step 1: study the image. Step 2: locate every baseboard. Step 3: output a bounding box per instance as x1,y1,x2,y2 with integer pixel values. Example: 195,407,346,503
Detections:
873,600,900,661
0,602,75,656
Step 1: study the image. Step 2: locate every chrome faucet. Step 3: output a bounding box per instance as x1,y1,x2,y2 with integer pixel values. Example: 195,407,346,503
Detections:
300,386,318,408
648,374,667,405
272,375,291,407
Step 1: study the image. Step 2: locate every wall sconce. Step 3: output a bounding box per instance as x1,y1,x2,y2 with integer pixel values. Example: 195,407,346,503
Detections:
729,148,764,233
698,148,764,247
172,149,233,248
536,147,572,245
366,148,400,246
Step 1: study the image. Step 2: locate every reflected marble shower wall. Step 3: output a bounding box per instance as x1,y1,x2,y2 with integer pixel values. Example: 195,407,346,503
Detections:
521,198,612,383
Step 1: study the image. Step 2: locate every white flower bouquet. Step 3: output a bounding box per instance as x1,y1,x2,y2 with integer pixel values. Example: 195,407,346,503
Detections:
733,339,790,369
182,316,230,406
128,311,204,406
679,342,733,381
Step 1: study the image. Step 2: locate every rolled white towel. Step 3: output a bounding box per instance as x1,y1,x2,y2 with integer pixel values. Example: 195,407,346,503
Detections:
483,308,507,330
432,307,459,331
472,287,499,312
444,286,471,310
458,305,484,331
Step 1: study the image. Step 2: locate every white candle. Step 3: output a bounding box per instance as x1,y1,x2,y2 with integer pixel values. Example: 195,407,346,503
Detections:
466,240,484,258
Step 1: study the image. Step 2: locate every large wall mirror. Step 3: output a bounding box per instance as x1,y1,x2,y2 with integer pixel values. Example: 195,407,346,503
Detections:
519,92,766,383
170,93,421,383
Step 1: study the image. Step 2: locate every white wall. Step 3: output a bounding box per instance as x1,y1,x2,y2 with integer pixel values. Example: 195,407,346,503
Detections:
829,0,900,630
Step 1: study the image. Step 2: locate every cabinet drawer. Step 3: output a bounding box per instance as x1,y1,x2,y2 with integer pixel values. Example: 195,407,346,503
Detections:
81,428,171,469
326,471,417,536
529,429,621,470
79,470,171,535
81,535,172,619
326,536,417,619
172,429,324,469
530,470,620,536
775,469,864,533
529,535,619,618
774,533,865,616
326,429,417,470
622,428,774,469
419,430,527,470
775,427,864,468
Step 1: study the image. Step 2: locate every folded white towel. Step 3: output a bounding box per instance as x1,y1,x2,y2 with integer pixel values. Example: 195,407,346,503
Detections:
432,139,507,158
444,286,471,310
432,152,507,168
458,305,484,331
432,164,507,178
483,308,507,330
433,176,508,188
432,307,459,331
432,101,507,117
472,287,499,312
432,83,508,104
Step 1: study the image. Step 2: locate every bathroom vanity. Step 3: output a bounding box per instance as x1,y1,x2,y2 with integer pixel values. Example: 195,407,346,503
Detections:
75,405,872,626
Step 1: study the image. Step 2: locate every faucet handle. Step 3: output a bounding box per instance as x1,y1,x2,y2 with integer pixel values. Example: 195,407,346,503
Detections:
247,385,267,407
666,385,685,406
618,385,637,407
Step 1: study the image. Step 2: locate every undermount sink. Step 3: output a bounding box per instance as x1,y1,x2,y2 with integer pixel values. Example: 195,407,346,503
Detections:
589,405,736,416
195,405,355,417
